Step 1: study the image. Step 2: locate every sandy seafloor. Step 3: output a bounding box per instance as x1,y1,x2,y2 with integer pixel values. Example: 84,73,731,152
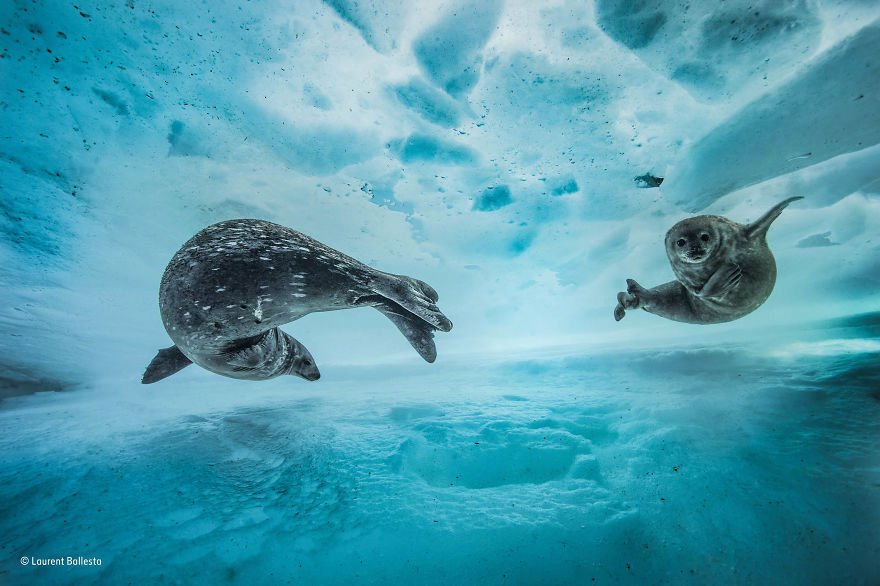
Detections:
2,322,878,585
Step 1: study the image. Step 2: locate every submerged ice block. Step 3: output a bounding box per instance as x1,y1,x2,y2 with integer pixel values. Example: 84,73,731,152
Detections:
664,20,880,211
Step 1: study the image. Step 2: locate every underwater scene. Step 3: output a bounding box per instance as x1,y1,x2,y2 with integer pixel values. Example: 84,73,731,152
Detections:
2,0,879,584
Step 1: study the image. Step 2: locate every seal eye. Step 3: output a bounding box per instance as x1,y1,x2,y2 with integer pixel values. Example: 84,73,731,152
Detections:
700,233,710,242
676,238,686,247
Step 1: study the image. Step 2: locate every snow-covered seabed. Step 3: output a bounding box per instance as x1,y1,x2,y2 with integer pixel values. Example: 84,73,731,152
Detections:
3,323,879,585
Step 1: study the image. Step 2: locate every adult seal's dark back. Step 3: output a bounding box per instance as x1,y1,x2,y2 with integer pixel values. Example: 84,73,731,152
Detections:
614,197,802,324
143,219,453,383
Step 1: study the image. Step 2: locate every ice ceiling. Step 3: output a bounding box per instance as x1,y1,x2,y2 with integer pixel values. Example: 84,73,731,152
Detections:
1,0,879,391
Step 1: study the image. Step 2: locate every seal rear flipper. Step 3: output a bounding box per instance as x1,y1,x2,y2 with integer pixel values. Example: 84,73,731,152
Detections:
626,279,651,297
370,275,452,332
615,289,641,321
373,300,438,362
142,345,192,384
745,196,803,240
401,276,439,302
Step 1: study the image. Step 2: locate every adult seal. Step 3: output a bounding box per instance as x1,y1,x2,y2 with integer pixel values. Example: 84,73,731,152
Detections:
614,197,802,324
142,219,453,383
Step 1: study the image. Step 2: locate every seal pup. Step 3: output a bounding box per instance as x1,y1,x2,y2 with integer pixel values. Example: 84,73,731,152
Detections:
614,197,802,324
142,219,453,383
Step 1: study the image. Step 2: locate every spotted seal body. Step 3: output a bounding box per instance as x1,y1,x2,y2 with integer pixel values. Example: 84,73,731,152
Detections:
614,197,802,324
143,219,452,383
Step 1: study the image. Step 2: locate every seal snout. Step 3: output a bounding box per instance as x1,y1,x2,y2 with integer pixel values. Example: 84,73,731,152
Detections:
686,247,707,261
292,359,321,382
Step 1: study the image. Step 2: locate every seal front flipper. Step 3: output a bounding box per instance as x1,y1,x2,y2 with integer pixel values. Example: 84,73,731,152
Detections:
142,345,192,384
372,299,438,362
696,264,742,299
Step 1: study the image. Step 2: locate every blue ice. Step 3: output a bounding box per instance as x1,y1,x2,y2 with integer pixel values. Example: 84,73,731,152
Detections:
389,133,477,165
473,185,513,211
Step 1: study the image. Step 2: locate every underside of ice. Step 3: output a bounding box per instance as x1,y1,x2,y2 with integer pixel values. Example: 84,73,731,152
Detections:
664,20,880,210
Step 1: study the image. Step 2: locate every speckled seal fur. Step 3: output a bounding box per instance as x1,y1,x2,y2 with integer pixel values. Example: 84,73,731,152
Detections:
143,219,452,383
614,197,802,324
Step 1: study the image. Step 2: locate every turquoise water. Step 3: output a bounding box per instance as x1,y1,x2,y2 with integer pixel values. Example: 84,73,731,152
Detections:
2,1,879,583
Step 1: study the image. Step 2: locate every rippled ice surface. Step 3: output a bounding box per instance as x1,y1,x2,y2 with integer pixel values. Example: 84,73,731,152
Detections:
3,341,878,585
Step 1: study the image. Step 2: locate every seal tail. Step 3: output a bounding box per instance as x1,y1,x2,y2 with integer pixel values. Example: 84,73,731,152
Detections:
142,345,192,384
745,196,803,240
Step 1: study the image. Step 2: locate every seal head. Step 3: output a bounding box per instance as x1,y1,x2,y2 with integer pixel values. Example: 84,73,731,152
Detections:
663,215,741,296
665,217,726,264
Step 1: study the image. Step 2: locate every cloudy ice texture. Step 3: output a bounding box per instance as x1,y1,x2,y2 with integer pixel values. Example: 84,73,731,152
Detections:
1,0,879,584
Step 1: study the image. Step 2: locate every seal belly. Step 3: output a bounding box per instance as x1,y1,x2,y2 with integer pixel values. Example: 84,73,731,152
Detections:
698,248,777,321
